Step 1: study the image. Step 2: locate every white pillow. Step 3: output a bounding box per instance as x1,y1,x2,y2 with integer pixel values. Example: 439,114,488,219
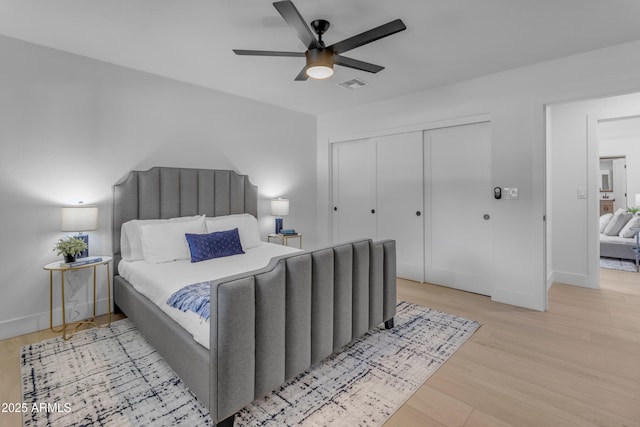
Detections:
599,213,613,233
619,215,640,238
205,214,261,249
603,211,632,236
140,217,206,264
121,215,204,261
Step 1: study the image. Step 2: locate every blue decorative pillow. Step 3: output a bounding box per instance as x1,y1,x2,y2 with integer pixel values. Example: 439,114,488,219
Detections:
185,228,245,263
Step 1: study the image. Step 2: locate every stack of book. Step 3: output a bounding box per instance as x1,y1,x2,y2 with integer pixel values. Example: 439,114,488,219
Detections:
60,256,103,268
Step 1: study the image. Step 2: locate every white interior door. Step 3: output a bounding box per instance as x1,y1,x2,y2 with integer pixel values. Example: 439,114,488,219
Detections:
375,132,424,281
612,157,627,211
424,122,493,295
332,139,377,243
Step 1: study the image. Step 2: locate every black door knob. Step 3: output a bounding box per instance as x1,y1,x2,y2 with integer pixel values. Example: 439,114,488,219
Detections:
371,209,376,214
416,211,421,216
333,206,338,211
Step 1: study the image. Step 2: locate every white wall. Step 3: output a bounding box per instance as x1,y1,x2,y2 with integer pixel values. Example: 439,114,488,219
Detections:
0,36,317,339
548,93,640,288
317,40,640,311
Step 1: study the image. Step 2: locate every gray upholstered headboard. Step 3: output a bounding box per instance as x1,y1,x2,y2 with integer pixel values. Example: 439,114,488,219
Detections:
112,167,258,275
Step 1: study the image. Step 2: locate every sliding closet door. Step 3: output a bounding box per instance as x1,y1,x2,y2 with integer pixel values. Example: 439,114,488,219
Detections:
375,132,424,281
424,122,492,295
332,139,377,243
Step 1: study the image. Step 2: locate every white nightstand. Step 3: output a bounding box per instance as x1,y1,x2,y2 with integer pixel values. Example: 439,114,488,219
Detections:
43,256,112,340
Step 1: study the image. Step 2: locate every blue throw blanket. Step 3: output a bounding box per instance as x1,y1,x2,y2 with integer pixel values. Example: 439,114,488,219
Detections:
166,282,211,321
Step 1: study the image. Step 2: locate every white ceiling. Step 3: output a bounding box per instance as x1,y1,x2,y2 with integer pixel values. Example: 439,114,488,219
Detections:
1,0,640,115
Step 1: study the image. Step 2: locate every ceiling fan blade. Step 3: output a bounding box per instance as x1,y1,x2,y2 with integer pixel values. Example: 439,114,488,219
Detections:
294,65,309,81
334,55,384,73
273,1,320,49
233,49,305,57
328,19,406,54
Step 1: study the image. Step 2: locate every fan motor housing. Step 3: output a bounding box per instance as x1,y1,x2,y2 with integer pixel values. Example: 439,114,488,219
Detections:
305,48,334,78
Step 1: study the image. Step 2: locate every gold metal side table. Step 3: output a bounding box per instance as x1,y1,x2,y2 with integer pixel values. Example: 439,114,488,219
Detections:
43,256,112,340
268,233,303,249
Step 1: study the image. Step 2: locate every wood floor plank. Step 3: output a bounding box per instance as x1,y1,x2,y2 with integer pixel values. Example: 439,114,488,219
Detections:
464,409,515,427
449,350,640,426
427,362,587,427
0,355,22,427
399,385,473,427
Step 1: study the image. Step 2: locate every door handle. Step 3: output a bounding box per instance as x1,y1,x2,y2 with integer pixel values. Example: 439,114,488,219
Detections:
333,206,338,211
483,214,490,220
416,211,421,216
371,209,376,214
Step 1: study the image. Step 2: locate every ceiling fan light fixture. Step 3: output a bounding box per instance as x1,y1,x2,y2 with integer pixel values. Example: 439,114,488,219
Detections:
306,65,334,79
305,49,334,79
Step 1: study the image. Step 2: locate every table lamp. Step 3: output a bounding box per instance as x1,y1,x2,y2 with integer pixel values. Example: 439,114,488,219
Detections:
61,203,98,258
270,198,289,234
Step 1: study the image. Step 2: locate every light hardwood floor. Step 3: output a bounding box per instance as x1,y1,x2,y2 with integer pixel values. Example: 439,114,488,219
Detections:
1,270,638,427
386,269,640,427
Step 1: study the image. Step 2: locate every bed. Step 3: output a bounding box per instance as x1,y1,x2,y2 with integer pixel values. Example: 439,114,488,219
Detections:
112,167,397,426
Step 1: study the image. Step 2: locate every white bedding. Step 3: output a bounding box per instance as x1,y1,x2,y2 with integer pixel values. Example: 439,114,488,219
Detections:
118,242,300,349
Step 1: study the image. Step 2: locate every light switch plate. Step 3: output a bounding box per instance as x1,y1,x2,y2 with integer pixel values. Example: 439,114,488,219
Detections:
504,187,519,200
577,187,587,199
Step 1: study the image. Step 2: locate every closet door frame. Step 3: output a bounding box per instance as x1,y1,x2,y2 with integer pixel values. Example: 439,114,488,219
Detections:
329,114,491,241
328,114,491,281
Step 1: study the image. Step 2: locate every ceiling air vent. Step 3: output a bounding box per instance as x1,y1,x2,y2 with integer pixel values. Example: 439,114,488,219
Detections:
338,78,368,90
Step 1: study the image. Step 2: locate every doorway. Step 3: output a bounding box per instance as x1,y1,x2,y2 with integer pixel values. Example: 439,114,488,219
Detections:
547,93,640,290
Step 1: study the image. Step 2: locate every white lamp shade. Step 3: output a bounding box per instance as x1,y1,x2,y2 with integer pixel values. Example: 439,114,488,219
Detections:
636,194,640,207
270,198,289,217
61,206,98,232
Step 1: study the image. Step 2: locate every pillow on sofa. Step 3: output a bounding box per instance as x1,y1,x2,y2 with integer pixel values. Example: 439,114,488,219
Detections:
185,228,245,262
619,215,640,238
603,211,633,236
599,213,613,233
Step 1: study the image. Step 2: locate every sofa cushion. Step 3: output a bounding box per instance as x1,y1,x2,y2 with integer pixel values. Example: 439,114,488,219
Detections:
603,211,632,236
599,213,613,233
619,215,640,238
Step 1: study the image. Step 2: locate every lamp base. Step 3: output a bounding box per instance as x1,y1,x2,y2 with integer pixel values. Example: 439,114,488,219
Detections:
275,218,283,234
74,234,89,258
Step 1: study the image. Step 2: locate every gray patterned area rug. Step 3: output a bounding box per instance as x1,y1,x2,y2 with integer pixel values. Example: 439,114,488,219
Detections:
22,302,480,427
600,257,638,272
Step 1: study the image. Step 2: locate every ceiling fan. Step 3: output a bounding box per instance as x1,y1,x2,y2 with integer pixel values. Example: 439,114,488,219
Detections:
233,1,407,81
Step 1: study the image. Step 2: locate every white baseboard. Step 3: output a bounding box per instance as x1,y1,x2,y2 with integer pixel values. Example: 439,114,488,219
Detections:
547,271,555,291
0,297,112,340
491,287,546,311
552,271,597,289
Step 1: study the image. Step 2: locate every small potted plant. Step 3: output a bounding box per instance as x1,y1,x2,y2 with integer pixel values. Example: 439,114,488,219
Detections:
53,236,88,263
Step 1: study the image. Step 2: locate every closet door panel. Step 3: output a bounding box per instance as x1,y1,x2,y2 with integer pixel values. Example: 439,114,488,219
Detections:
375,132,424,281
424,122,492,295
333,140,377,243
